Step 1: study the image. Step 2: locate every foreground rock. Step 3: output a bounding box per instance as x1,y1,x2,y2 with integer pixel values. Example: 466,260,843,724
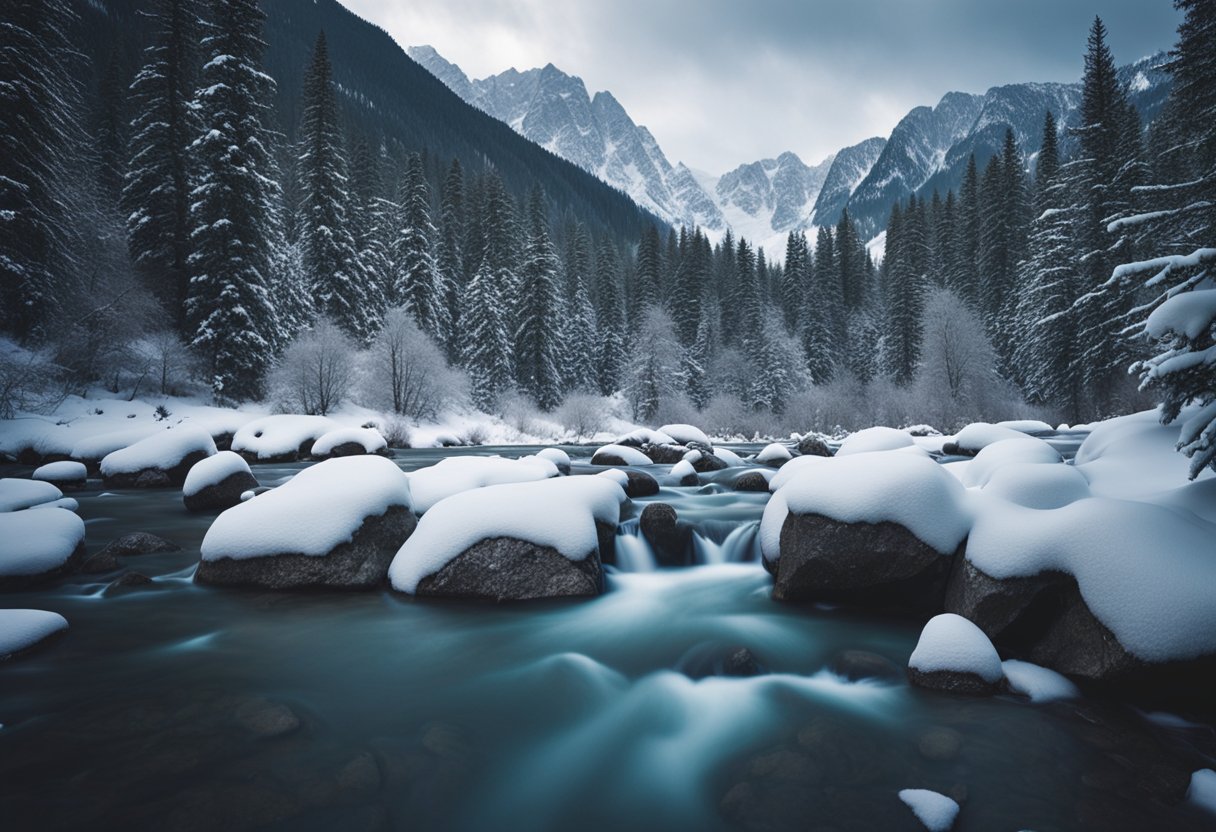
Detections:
907,613,1004,695
390,476,624,602
32,461,87,490
733,471,771,492
98,532,180,559
100,427,217,487
196,456,415,590
618,469,659,498
640,502,692,566
0,609,68,660
0,508,87,590
183,451,259,512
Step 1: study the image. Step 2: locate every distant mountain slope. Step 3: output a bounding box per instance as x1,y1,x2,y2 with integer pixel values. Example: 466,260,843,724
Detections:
811,136,889,228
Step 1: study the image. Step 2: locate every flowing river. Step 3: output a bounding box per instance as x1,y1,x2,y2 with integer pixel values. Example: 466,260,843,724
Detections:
0,444,1213,831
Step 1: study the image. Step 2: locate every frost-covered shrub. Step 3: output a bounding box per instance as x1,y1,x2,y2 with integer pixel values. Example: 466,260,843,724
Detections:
625,307,686,421
135,330,202,397
557,391,609,441
360,307,466,420
699,393,780,439
268,318,357,416
378,416,413,449
0,341,66,419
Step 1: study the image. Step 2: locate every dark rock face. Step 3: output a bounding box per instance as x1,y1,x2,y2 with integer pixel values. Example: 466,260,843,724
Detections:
640,502,691,566
689,452,727,474
620,469,659,498
99,532,180,559
673,467,699,487
0,542,86,591
134,469,173,488
590,448,642,466
183,470,260,512
907,666,1001,696
796,436,832,457
829,650,902,682
80,549,121,574
314,441,372,459
195,506,416,590
773,513,956,612
413,537,603,602
641,443,688,464
104,450,210,488
733,472,770,492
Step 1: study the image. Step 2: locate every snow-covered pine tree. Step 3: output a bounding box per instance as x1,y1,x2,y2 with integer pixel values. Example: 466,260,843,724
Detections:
636,224,663,315
977,130,1027,351
626,305,684,422
436,158,466,361
461,259,512,411
671,229,708,347
564,275,598,393
836,208,867,311
684,310,712,409
803,225,839,383
780,231,809,334
299,32,368,342
882,198,925,385
952,153,982,306
735,237,760,343
347,134,392,325
594,238,627,395
0,0,86,340
393,152,448,345
185,0,281,402
512,187,563,410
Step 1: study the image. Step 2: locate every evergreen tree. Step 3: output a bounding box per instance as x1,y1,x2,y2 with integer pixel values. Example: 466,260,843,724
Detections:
461,259,512,411
594,238,627,395
514,187,564,410
393,152,448,344
836,209,866,310
346,135,392,324
684,310,712,409
122,0,201,331
953,153,982,305
185,0,280,401
780,231,809,334
671,229,708,346
804,225,840,383
636,224,662,312
882,199,925,385
436,158,466,360
94,47,131,207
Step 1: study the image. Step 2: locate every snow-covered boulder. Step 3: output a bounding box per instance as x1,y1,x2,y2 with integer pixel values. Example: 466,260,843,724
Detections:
614,428,676,448
733,470,771,492
942,422,1028,456
69,427,160,468
598,467,659,498
0,609,68,661
32,461,87,490
639,502,691,566
658,423,711,448
960,436,1061,488
311,427,387,459
754,442,793,467
591,444,654,467
408,455,559,514
907,613,1003,695
978,462,1091,509
534,447,571,475
684,448,727,474
182,451,259,512
796,435,832,457
641,442,688,464
761,453,970,610
389,476,624,602
996,419,1054,434
897,788,959,832
712,447,745,467
100,427,216,487
0,508,87,590
1189,769,1216,817
0,478,65,512
836,426,914,456
195,456,414,590
230,415,337,462
669,459,698,486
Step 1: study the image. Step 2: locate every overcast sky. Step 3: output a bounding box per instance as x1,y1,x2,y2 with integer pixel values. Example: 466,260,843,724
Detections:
342,0,1181,175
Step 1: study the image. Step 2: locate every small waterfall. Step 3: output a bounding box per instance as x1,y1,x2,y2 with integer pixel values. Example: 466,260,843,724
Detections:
614,519,658,572
692,521,760,565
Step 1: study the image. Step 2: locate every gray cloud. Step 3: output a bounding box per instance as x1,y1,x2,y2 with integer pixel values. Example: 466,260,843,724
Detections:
342,0,1181,173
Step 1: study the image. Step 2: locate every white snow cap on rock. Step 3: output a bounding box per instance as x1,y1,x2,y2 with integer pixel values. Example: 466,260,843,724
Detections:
898,788,959,832
670,459,696,481
1001,659,1079,702
713,447,744,467
69,427,160,461
200,455,411,562
592,444,653,466
389,476,625,593
755,443,792,464
0,609,68,659
0,478,64,512
534,447,571,471
231,415,337,460
962,436,1062,488
32,461,87,483
408,455,559,514
996,419,1054,434
311,427,387,457
100,427,216,476
909,613,1003,683
183,451,253,498
837,426,915,456
658,424,711,447
614,428,676,447
950,422,1028,454
0,508,85,576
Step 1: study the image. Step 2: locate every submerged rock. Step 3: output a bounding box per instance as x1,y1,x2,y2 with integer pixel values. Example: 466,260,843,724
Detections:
676,642,766,679
98,532,180,559
104,572,154,595
829,649,902,683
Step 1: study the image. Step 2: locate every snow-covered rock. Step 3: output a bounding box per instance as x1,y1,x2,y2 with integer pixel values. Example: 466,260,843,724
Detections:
614,428,676,448
836,426,915,456
897,788,959,832
1188,769,1216,816
69,427,161,466
591,444,654,467
100,427,216,487
0,478,65,512
409,455,559,514
1000,659,1079,702
182,451,259,512
600,467,659,499
960,436,1062,488
311,427,387,458
683,447,727,474
195,456,414,589
0,609,68,660
31,461,87,489
796,434,833,457
534,447,571,475
713,447,745,467
733,470,772,492
754,443,792,467
996,419,1054,434
907,613,1003,695
669,459,698,486
658,423,711,448
0,508,87,589
943,422,1028,456
231,415,337,462
979,462,1090,509
389,476,624,601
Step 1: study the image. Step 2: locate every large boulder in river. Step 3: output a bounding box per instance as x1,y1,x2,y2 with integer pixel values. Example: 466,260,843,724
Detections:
0,508,87,590
183,451,259,512
195,456,415,590
641,443,687,464
640,502,692,566
796,435,832,458
100,427,217,488
32,461,87,490
0,609,69,661
686,449,727,474
591,444,653,467
906,613,1004,695
310,427,388,459
390,477,624,602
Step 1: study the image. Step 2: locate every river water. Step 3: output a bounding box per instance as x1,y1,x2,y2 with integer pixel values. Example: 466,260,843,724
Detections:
0,444,1213,831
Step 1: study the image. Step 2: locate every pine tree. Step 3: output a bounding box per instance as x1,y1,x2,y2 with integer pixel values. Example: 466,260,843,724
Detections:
883,199,925,385
804,225,840,383
594,238,627,395
94,47,131,208
953,153,982,306
300,32,367,341
780,231,809,334
393,152,448,344
185,0,281,401
684,310,712,409
836,209,866,311
347,135,392,323
461,259,512,411
513,187,564,410
436,158,466,360
636,224,663,312
671,229,708,346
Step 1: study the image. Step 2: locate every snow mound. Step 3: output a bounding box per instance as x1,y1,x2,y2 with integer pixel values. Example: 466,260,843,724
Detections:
0,609,68,659
713,447,744,467
100,427,216,476
0,508,86,576
755,443,792,464
0,479,64,512
837,426,914,456
615,428,676,447
534,447,571,472
962,436,1062,488
897,788,959,832
30,497,78,511
389,476,625,593
183,451,253,497
200,456,411,561
967,497,1216,662
980,463,1091,509
69,427,161,462
765,452,971,557
1188,769,1216,816
591,444,653,466
909,613,1003,683
1001,659,1079,702
231,415,337,460
595,469,630,487
1074,409,1211,501
658,423,710,447
408,455,559,514
996,419,1054,434
950,422,1028,454
670,459,696,482
32,461,87,483
311,427,387,457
